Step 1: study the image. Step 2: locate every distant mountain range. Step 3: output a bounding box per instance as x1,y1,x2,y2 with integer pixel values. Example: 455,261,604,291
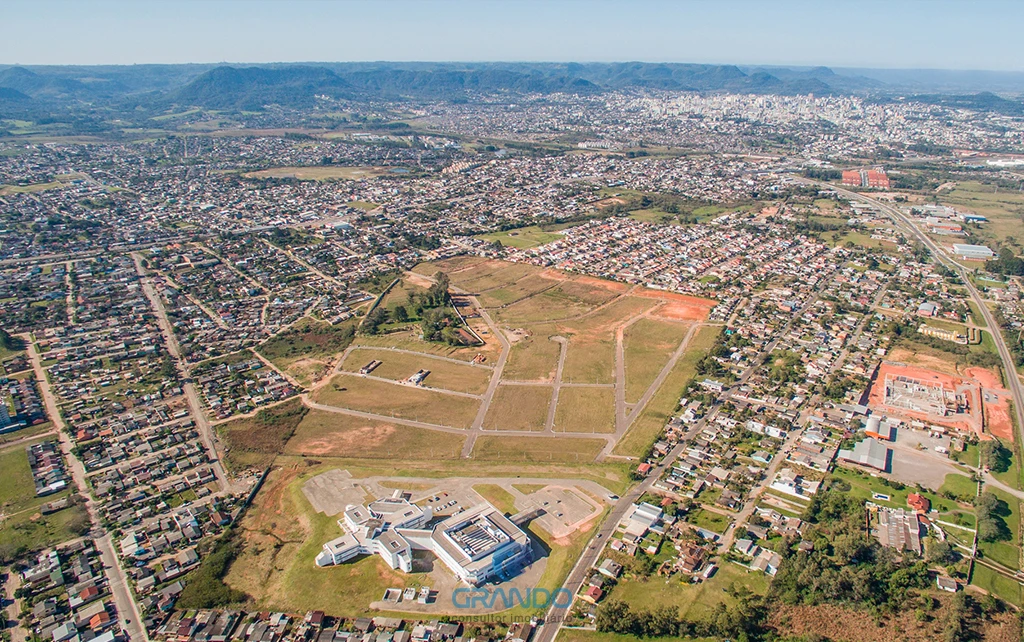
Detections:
0,61,1022,113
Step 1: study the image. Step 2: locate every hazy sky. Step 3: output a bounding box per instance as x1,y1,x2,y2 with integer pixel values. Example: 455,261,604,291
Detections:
3,0,1022,71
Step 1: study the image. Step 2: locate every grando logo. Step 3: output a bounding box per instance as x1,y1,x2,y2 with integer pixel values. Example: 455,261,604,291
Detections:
452,587,573,610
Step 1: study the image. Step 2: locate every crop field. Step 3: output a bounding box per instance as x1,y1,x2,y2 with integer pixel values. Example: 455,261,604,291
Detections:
340,347,492,395
313,374,480,429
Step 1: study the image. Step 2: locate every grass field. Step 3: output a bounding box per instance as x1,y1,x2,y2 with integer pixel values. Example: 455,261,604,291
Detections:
938,473,979,503
472,484,518,515
482,385,551,431
978,487,1021,570
623,318,692,404
314,374,480,429
971,564,1023,606
340,347,492,395
352,333,486,362
504,331,561,381
0,440,88,559
614,325,721,458
607,561,768,622
219,399,308,470
475,225,573,249
257,318,356,384
554,387,616,433
284,409,465,460
243,166,389,181
472,435,607,463
940,181,1024,249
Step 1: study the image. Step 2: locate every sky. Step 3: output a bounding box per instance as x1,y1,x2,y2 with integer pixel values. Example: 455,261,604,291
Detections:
3,0,1023,71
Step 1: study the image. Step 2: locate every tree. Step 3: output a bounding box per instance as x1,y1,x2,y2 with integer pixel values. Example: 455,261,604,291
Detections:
393,305,409,323
928,541,957,565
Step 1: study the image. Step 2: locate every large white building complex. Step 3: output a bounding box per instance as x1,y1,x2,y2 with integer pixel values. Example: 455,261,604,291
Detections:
316,492,532,586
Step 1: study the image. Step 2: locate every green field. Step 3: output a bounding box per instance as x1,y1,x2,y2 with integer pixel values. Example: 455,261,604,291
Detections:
606,561,768,622
978,487,1021,570
482,385,551,431
313,374,480,429
475,225,573,249
971,564,1023,606
554,387,616,433
623,319,692,404
0,440,88,560
340,347,492,395
614,325,720,458
472,484,518,515
472,435,607,463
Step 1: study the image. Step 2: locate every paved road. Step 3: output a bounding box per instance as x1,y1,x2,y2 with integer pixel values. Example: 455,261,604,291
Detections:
24,339,149,642
133,253,230,493
462,292,512,457
544,337,569,433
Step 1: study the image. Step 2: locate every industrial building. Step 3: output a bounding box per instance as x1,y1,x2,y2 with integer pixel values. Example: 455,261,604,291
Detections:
316,493,532,586
837,437,890,472
875,507,922,555
951,243,995,261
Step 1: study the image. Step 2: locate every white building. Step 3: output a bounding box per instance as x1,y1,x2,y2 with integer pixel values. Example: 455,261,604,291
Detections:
951,243,995,261
316,493,531,586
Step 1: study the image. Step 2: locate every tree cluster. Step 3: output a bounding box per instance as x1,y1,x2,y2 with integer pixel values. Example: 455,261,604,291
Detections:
974,491,1011,543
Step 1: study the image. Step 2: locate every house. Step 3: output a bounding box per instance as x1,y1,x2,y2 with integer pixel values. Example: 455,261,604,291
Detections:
598,559,623,578
907,493,930,514
936,576,958,593
580,585,604,604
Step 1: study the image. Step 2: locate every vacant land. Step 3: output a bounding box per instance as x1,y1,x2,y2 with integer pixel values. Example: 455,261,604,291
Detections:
940,181,1024,249
472,484,517,515
225,466,435,617
504,331,562,381
608,560,768,622
284,409,465,460
475,224,574,249
219,398,309,470
0,441,88,559
482,385,551,431
257,318,356,384
614,325,721,457
472,435,607,463
340,347,492,395
243,166,389,181
314,374,480,429
554,387,616,433
623,318,692,404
